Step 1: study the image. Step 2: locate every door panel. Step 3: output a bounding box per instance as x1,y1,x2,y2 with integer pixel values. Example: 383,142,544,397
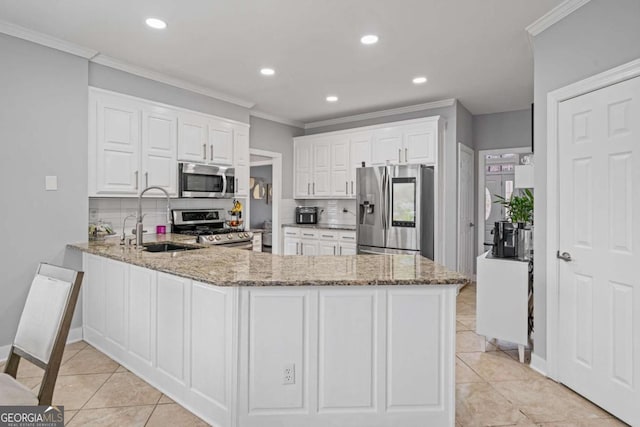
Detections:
371,128,402,165
142,110,177,196
356,167,386,249
458,144,475,277
558,76,640,425
178,114,208,162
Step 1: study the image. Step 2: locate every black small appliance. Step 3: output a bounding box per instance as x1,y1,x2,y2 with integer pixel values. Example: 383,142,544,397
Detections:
295,207,318,225
492,221,517,258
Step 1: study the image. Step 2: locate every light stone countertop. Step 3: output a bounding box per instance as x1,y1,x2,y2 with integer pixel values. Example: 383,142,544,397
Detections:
282,223,357,231
68,233,468,287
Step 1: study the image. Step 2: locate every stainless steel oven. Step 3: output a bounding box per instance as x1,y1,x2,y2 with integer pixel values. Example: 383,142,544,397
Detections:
178,163,234,198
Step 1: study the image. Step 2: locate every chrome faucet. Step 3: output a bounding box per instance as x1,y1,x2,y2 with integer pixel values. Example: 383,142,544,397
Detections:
120,214,137,246
136,186,172,248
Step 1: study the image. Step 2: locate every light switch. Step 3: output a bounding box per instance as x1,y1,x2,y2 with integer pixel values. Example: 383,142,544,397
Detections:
45,176,58,191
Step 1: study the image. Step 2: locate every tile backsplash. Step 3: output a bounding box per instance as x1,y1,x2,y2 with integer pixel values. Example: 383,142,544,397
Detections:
296,199,357,226
89,197,234,237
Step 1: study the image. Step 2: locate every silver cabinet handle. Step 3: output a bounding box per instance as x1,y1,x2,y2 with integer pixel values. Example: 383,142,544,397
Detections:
398,149,401,163
296,242,299,255
203,143,207,160
557,251,572,262
313,182,315,195
333,246,336,255
346,181,348,194
405,148,408,163
145,172,149,187
307,182,310,195
300,242,303,254
210,144,213,161
351,181,354,195
340,246,343,256
236,178,238,192
134,171,139,190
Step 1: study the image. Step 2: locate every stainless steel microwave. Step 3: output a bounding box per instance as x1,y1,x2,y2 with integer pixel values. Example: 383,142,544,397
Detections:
178,163,234,198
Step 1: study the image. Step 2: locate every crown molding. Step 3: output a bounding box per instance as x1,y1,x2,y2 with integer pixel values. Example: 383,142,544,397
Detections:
526,0,592,37
91,54,255,109
250,110,304,129
304,98,456,130
0,19,98,58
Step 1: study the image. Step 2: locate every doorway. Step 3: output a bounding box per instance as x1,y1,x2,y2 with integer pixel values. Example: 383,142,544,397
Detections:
248,149,282,254
477,147,531,257
457,143,475,278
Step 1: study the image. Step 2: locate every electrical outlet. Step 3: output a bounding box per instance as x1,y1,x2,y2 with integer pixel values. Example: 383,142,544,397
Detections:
283,363,295,385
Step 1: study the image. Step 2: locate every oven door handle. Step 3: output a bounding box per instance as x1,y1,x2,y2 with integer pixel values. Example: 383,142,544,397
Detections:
220,241,253,250
221,173,228,198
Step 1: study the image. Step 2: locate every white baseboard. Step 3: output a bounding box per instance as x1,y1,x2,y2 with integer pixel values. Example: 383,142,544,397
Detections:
0,327,83,363
530,353,548,376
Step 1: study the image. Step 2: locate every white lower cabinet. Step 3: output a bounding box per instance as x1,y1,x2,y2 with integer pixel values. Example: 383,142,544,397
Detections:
284,227,355,256
83,253,456,427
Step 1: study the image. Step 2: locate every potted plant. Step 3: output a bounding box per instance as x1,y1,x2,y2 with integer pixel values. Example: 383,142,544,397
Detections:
494,189,534,226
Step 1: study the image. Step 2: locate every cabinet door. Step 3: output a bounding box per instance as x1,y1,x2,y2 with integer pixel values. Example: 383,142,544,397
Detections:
234,127,250,166
339,243,357,256
331,138,350,197
349,133,372,196
371,127,402,166
313,140,331,197
301,239,319,256
318,241,338,256
141,109,178,196
177,114,208,163
95,98,141,194
234,164,250,197
403,123,437,164
209,122,234,165
294,141,313,198
284,238,300,255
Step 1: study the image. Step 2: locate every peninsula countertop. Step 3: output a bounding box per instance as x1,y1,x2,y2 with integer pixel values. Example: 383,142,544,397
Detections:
282,223,357,231
68,234,468,287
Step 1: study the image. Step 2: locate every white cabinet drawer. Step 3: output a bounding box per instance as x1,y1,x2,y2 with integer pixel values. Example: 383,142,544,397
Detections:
283,227,301,238
300,230,319,239
318,231,338,240
339,231,356,242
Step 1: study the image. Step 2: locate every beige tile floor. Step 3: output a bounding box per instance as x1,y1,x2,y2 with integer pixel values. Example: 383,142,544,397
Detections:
0,284,629,426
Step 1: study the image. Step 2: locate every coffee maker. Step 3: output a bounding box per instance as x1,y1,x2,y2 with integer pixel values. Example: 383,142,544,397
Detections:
492,221,518,258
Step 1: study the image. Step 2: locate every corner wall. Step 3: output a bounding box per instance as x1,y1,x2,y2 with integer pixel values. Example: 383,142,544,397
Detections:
0,34,89,347
532,0,640,361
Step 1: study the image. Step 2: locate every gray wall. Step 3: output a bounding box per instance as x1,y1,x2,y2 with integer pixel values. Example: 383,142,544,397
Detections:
249,165,273,229
473,108,532,151
89,63,250,124
532,0,640,360
0,34,88,348
250,116,304,199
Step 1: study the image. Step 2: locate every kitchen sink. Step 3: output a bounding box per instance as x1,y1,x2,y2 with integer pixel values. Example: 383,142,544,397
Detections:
143,242,202,253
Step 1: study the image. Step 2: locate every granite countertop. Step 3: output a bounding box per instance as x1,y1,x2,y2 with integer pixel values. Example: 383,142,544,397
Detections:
282,223,357,231
68,234,467,287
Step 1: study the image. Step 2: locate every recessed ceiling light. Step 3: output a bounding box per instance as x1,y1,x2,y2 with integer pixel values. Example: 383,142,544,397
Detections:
360,34,379,45
326,95,339,103
145,18,167,30
412,76,428,85
260,68,275,76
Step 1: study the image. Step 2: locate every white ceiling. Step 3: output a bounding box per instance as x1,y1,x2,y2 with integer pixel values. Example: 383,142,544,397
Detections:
0,0,561,124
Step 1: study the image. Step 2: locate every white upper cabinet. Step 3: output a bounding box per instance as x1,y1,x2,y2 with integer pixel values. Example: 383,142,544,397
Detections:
312,139,331,197
330,137,350,197
403,123,436,165
141,108,178,196
93,95,141,195
209,122,234,166
371,127,403,166
294,140,313,198
177,113,208,163
233,126,250,197
349,133,372,197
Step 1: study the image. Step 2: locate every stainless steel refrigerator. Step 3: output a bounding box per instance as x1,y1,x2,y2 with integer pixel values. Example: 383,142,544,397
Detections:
356,164,434,258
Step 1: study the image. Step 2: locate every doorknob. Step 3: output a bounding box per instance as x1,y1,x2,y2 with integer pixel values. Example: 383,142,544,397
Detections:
557,251,572,262
469,222,475,227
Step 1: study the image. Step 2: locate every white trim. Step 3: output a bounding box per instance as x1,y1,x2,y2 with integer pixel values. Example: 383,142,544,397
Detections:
545,57,640,380
89,86,250,128
526,0,592,37
457,143,475,276
250,110,304,129
249,148,282,254
297,116,442,141
0,327,83,362
91,54,256,109
529,353,548,377
304,99,456,130
0,19,99,59
476,147,531,257
249,159,273,167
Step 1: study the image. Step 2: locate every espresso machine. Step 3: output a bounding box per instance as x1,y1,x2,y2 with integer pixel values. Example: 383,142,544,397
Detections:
492,221,533,260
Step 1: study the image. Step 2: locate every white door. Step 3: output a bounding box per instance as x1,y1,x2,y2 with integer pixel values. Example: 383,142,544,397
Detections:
177,114,208,163
141,109,178,196
234,164,250,197
371,127,402,165
557,76,640,425
313,140,331,197
209,122,233,165
294,141,312,198
301,239,319,256
234,127,250,197
457,144,475,277
318,241,338,256
404,124,437,165
349,133,371,197
283,238,300,255
331,138,350,197
95,99,140,194
339,243,357,256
